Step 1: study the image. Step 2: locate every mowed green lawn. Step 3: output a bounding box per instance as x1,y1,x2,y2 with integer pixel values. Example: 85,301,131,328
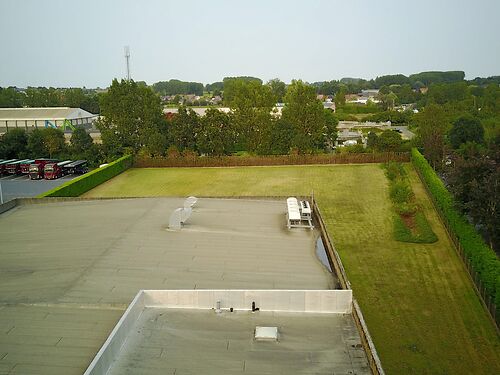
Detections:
85,164,500,374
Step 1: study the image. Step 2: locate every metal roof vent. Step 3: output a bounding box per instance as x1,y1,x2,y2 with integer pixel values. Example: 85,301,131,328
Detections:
254,326,278,341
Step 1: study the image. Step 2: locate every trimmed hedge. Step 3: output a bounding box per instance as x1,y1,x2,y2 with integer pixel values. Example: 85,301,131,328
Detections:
412,148,500,305
38,155,133,197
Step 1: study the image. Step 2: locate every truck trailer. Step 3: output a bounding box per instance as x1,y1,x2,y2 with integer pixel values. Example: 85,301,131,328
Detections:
5,159,31,175
44,160,73,180
63,160,88,175
20,159,36,174
0,159,19,175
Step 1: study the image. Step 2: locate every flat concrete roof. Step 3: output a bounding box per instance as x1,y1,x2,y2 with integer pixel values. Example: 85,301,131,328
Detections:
0,198,358,374
107,308,369,375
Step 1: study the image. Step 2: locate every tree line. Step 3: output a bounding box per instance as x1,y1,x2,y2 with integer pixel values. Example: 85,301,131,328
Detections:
96,78,339,159
0,127,101,166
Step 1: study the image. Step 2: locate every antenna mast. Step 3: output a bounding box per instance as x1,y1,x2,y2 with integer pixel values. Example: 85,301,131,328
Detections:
124,46,131,81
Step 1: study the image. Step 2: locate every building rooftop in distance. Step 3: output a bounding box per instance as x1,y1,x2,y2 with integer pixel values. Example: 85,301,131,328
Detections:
0,107,97,120
0,198,365,374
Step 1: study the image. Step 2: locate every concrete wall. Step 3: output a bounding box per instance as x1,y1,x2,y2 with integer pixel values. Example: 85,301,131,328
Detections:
84,291,146,375
144,289,352,314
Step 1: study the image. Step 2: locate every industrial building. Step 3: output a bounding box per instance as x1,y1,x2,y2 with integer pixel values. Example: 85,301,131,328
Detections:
0,107,98,134
0,197,373,374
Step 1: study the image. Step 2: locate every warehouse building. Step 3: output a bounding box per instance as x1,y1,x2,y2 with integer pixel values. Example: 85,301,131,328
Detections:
0,107,98,134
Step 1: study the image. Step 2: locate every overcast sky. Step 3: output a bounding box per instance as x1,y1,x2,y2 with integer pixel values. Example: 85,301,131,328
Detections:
0,0,499,88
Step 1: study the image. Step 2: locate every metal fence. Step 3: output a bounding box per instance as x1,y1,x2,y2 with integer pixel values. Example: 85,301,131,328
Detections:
135,152,410,168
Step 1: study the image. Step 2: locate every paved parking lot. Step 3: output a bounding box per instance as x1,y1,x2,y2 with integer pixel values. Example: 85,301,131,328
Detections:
0,174,77,202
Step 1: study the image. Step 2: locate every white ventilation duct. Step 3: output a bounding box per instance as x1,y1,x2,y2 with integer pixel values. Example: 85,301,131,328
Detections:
169,207,193,230
184,196,198,208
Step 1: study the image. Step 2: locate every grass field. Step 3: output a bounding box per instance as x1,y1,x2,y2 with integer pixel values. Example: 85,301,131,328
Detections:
84,164,500,374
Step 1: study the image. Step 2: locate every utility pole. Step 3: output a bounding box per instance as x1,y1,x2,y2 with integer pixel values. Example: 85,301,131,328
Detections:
124,46,131,81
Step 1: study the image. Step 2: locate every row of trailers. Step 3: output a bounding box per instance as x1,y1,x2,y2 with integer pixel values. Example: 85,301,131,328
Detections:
0,159,88,180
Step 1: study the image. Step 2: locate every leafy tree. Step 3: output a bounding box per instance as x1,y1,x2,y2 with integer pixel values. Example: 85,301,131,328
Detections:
374,74,410,87
70,127,93,155
228,80,275,152
144,131,168,157
334,87,346,107
222,76,263,105
0,128,28,158
42,128,66,158
377,130,402,152
261,119,294,155
0,87,25,107
196,109,233,156
323,109,338,151
152,79,204,96
414,104,450,169
168,106,199,151
409,71,465,86
282,80,325,153
96,79,165,154
447,146,499,250
367,131,379,149
449,115,484,149
267,79,286,102
27,128,47,157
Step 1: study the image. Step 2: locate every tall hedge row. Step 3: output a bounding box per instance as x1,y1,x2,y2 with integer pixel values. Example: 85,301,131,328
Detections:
39,155,133,197
411,148,500,306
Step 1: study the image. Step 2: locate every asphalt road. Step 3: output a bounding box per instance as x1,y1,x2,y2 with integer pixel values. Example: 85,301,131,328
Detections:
0,174,77,203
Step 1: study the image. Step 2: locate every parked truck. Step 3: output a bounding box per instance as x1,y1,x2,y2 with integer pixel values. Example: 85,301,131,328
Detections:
5,159,31,175
20,159,36,174
0,159,19,175
44,160,73,180
29,159,58,180
63,160,88,175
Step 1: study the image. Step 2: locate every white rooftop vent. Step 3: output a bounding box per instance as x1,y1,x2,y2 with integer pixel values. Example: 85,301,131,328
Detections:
255,326,278,341
184,196,198,208
169,207,192,230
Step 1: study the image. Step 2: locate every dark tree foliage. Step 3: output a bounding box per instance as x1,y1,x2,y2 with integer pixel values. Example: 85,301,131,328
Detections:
282,80,325,153
260,119,294,155
96,79,165,154
409,71,465,86
0,128,28,158
449,115,484,149
27,128,47,157
374,74,410,87
167,107,199,151
377,130,403,152
70,127,94,155
267,79,286,103
222,76,263,104
42,128,66,158
447,146,499,250
0,87,25,108
196,108,234,156
205,82,224,92
152,79,204,96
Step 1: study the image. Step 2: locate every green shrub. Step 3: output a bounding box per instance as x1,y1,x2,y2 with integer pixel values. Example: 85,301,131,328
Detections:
412,148,500,305
393,212,438,244
395,202,418,216
384,161,406,181
38,155,133,197
390,180,414,204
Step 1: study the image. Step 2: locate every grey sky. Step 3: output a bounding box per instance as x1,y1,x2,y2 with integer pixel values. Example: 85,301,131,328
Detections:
0,0,499,88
